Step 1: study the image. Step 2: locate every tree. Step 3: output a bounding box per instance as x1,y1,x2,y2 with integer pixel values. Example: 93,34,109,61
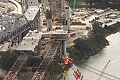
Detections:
92,21,105,37
38,0,41,3
0,77,3,80
84,0,94,8
0,51,19,71
68,21,109,61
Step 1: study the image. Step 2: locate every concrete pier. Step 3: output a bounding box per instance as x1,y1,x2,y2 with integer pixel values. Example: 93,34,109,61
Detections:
65,7,70,31
63,20,67,31
18,34,22,43
62,40,66,55
46,10,52,31
61,0,65,10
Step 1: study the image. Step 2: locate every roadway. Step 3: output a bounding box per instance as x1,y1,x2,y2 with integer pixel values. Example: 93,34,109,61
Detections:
9,0,22,14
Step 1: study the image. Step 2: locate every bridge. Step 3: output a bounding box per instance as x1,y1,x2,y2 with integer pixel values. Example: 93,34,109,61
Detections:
1,0,71,80
4,30,67,80
0,5,40,45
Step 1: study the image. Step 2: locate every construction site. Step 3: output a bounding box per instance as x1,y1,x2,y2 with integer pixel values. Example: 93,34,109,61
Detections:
0,0,120,80
0,0,83,80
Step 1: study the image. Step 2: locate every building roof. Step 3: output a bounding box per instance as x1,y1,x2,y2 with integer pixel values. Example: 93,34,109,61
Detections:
24,6,40,21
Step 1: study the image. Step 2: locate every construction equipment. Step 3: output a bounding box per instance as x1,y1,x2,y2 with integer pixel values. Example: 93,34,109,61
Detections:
72,0,81,15
63,70,67,77
61,57,83,80
72,0,77,15
62,57,73,68
73,69,83,80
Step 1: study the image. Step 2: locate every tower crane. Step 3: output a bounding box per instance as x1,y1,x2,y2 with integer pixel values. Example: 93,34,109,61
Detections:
72,0,81,15
72,0,77,15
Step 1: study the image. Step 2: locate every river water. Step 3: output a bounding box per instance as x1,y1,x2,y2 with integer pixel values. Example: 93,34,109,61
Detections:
66,32,120,80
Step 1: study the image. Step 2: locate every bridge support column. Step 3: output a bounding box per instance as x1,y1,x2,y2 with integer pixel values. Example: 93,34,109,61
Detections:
35,15,40,30
15,37,17,46
39,14,43,31
46,10,52,31
63,20,67,31
47,19,52,31
12,37,17,46
35,19,38,30
65,7,70,31
18,34,22,44
34,21,36,30
62,40,66,55
61,0,65,10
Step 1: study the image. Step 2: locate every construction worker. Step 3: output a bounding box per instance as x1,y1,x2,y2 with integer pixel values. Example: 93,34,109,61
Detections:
63,70,66,80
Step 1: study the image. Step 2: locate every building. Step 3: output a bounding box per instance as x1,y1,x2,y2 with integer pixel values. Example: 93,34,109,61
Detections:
27,0,38,7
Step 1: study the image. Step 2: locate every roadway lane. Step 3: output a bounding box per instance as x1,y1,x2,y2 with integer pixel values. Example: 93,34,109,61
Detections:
9,0,22,14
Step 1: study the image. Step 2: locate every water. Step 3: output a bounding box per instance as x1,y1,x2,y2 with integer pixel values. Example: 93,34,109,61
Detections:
66,32,120,80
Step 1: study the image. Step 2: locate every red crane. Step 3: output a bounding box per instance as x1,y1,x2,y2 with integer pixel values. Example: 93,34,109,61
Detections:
62,57,73,67
61,57,83,80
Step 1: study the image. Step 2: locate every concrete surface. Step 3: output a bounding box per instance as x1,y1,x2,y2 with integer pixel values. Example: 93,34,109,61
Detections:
9,0,22,14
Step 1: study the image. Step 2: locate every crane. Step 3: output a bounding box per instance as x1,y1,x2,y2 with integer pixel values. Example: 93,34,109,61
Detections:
71,0,81,15
61,57,83,80
97,60,111,80
72,0,77,15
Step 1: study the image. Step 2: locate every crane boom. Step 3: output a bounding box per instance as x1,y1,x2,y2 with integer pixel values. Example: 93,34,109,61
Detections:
98,60,111,80
72,0,76,15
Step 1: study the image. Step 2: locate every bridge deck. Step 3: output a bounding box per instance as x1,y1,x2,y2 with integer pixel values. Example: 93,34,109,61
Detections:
32,40,61,80
4,54,29,80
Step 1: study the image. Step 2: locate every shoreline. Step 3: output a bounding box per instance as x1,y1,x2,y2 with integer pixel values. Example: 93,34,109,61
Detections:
68,22,120,65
